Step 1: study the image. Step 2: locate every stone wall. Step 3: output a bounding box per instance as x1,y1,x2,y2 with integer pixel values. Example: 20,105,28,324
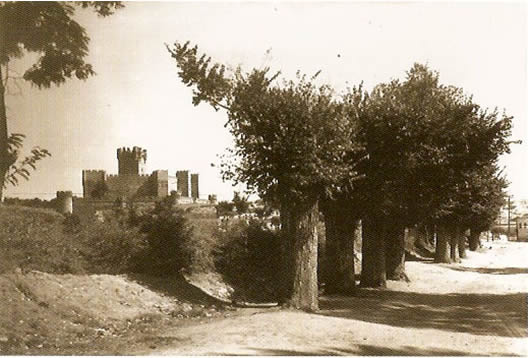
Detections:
82,170,106,198
105,174,154,200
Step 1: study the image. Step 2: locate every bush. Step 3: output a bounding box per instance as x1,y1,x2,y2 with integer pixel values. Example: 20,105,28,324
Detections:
214,218,281,302
130,196,194,276
70,218,145,274
216,201,235,217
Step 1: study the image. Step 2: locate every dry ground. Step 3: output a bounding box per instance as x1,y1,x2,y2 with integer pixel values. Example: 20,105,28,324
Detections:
143,240,527,356
1,239,526,355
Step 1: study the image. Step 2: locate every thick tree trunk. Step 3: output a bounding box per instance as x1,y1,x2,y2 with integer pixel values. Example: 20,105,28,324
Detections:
324,204,357,295
434,226,451,263
279,198,319,311
386,225,407,281
468,230,481,251
458,234,467,259
0,65,9,203
360,215,386,288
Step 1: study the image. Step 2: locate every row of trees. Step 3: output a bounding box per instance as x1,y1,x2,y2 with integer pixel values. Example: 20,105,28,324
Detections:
169,42,514,311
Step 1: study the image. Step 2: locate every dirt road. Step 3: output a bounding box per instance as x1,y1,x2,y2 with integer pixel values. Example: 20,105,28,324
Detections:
143,240,527,356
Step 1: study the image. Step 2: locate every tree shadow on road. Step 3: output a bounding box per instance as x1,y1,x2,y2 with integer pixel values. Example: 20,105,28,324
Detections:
207,344,516,356
441,266,528,275
319,289,527,338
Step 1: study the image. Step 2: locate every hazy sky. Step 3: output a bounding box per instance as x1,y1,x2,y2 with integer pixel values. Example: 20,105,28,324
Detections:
5,1,527,201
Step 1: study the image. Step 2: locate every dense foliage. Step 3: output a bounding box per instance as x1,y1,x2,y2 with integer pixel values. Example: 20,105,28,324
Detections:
214,219,281,302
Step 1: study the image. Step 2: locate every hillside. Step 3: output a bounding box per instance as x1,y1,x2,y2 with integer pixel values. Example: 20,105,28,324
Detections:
0,205,230,354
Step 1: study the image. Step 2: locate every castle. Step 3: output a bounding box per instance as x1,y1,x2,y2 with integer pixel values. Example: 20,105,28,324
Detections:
82,146,200,201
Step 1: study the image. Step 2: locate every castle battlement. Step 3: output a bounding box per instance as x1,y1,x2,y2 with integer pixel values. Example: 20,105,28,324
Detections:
105,173,151,179
117,146,147,160
81,147,199,201
56,191,73,198
82,169,106,174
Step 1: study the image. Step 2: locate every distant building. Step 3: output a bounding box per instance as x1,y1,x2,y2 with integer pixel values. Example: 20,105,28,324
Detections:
81,146,199,201
176,170,189,197
516,214,528,241
191,173,199,199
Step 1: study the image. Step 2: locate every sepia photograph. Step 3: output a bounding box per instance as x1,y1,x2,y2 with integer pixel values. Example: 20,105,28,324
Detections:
0,0,526,355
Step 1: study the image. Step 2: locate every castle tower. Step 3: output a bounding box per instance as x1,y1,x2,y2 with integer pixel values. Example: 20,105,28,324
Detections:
191,173,199,200
176,170,189,197
152,170,169,198
117,146,147,175
56,191,73,214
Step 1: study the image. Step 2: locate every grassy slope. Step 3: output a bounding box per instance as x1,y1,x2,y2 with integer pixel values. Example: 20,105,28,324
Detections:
0,205,229,354
0,205,84,274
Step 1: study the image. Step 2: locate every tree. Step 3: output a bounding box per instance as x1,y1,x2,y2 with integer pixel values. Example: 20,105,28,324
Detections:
428,97,513,262
232,191,249,214
319,86,367,294
354,63,513,283
132,195,194,275
355,65,447,286
168,42,362,310
216,200,235,217
0,1,123,201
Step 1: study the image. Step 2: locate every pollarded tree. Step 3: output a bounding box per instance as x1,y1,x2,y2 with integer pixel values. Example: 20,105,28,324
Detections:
319,85,368,295
0,1,123,201
436,163,507,257
463,166,508,254
428,100,513,263
354,65,454,286
354,64,512,283
168,42,362,310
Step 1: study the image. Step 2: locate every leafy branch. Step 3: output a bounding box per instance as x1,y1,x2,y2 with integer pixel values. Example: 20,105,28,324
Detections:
4,133,51,188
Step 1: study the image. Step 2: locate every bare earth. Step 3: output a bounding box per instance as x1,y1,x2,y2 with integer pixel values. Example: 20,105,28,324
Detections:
142,240,527,356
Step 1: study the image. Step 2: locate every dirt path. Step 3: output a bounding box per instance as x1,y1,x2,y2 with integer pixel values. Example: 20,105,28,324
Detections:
140,240,527,356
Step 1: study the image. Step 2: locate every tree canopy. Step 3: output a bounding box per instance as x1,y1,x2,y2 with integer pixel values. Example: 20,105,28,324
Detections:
0,1,123,200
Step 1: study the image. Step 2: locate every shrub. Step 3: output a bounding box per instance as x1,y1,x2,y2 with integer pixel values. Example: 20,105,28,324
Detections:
216,201,235,217
70,218,145,274
214,218,281,302
130,196,194,275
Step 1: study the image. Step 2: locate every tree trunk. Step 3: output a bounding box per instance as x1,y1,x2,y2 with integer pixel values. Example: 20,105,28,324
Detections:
449,227,460,263
386,224,407,281
324,203,357,295
468,230,481,251
360,215,386,288
434,226,451,263
279,198,319,311
0,65,9,203
458,234,467,259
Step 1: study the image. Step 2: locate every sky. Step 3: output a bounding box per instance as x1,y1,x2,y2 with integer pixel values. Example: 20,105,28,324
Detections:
4,1,527,201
